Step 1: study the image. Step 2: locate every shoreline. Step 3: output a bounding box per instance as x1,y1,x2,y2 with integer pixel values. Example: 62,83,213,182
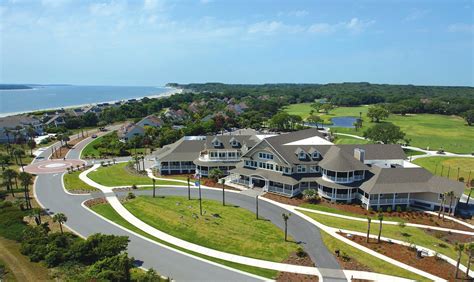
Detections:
0,87,182,118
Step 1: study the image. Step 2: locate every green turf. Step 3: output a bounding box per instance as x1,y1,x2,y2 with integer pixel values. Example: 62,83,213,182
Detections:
403,149,426,157
81,133,148,158
87,163,185,187
297,204,405,222
284,104,474,153
63,171,98,192
91,202,278,279
413,157,473,184
334,136,371,145
124,196,298,262
319,231,428,281
302,211,473,271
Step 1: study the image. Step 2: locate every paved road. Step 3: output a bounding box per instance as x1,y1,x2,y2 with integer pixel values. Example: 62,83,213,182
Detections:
33,127,344,281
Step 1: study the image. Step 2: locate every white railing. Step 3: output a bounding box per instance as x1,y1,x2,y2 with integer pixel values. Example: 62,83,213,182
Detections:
231,179,250,186
161,165,196,170
318,190,355,200
199,155,240,162
365,198,409,205
322,174,365,183
267,186,293,196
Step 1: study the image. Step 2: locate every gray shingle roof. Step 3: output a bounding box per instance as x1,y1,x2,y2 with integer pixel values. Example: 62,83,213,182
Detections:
318,146,369,171
360,167,465,196
154,137,205,161
205,135,259,150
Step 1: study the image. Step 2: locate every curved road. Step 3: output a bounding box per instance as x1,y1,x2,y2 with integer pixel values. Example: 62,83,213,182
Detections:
33,131,344,281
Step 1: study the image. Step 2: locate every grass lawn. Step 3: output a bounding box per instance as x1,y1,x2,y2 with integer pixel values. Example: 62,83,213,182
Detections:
413,157,474,185
284,104,474,153
334,136,370,145
87,163,185,187
124,196,298,262
301,211,473,271
297,204,404,222
403,149,426,157
81,133,149,158
91,202,278,279
63,171,98,192
319,231,428,281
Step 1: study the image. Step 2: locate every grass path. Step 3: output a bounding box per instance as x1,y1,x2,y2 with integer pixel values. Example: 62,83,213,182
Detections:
123,196,298,262
0,237,51,281
284,104,474,153
413,157,473,187
91,202,278,279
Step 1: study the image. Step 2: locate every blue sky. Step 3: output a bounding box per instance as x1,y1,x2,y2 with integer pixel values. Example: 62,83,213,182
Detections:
1,0,473,86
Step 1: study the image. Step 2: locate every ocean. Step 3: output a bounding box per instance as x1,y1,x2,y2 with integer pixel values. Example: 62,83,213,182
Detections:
0,85,173,117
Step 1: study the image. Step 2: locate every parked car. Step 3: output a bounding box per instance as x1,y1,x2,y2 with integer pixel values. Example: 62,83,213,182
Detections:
91,134,98,138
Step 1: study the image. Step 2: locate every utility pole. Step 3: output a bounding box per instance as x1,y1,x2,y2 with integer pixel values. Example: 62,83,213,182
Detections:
256,195,259,219
198,174,203,216
187,176,191,200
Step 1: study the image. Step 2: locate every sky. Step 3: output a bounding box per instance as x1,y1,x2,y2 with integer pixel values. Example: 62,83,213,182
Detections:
0,0,473,86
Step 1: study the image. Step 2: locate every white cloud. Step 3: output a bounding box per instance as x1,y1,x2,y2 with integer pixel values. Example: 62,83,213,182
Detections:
143,0,166,11
403,9,429,22
288,10,308,17
345,17,375,33
308,23,335,34
247,21,304,35
308,18,374,34
448,23,474,33
89,1,126,16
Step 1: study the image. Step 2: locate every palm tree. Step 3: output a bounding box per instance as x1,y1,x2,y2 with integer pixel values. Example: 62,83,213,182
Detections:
455,242,465,279
3,128,12,155
366,217,372,243
466,242,473,278
208,168,224,183
2,168,16,197
282,213,291,241
13,148,25,170
133,156,141,171
53,213,68,234
152,178,156,198
0,154,10,171
27,139,36,157
446,191,455,216
377,213,384,243
221,178,226,206
438,192,446,218
19,172,33,209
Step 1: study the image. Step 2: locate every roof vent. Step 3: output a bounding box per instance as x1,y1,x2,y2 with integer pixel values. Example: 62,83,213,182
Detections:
354,148,365,162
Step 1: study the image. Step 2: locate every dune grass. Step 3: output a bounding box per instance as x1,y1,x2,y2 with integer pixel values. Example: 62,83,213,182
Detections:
301,211,473,271
91,202,278,279
123,196,298,262
284,104,474,153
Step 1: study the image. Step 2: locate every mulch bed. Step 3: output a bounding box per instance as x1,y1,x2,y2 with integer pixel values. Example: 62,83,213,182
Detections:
424,229,473,244
276,251,318,282
84,198,107,207
339,232,462,281
263,193,472,231
51,135,89,159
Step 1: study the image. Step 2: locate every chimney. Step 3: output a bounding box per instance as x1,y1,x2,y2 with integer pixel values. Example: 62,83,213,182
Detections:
354,148,365,162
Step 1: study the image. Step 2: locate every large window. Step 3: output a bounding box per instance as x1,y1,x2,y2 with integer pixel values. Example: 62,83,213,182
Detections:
298,152,306,160
310,165,320,173
297,165,306,173
258,152,274,160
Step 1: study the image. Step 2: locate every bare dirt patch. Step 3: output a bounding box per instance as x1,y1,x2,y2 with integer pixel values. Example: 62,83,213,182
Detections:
84,198,107,208
340,232,462,281
424,229,473,244
276,251,318,282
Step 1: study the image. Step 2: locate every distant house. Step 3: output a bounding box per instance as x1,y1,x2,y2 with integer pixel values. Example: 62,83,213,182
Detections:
164,109,187,121
0,115,44,143
118,115,163,141
44,115,66,128
226,102,248,115
136,115,162,128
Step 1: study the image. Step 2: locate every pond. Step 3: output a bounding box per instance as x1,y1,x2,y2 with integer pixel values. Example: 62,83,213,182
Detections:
330,116,357,128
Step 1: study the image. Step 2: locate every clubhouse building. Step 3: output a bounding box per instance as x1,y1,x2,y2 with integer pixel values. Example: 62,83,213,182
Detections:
153,128,464,211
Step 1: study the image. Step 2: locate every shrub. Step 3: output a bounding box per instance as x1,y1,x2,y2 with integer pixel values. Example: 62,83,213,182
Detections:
459,177,464,182
438,243,448,248
396,205,402,213
386,207,392,213
368,207,373,213
126,192,136,200
398,222,406,228
341,252,351,262
296,247,307,258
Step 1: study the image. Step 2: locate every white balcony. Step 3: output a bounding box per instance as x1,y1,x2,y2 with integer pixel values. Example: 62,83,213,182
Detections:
160,165,196,170
198,154,240,162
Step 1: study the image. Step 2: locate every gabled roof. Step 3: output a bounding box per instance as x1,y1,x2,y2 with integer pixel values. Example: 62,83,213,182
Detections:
154,137,206,161
205,135,259,150
360,167,464,196
318,146,368,171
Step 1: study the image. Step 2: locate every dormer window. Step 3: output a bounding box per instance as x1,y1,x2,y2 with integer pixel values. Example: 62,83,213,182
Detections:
229,137,240,147
211,137,222,147
312,152,319,159
299,151,306,160
308,147,320,159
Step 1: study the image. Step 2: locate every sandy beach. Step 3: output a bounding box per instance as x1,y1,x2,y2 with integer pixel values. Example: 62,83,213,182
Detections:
0,87,182,118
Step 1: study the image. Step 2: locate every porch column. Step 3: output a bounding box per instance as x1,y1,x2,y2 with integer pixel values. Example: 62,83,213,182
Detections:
407,193,410,208
179,161,182,173
377,194,381,210
392,193,396,209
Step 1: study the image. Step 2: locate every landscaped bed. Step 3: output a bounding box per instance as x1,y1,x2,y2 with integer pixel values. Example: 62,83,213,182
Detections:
265,193,473,231
318,231,427,281
301,211,474,271
339,232,464,281
122,195,299,262
63,170,98,193
87,163,185,187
